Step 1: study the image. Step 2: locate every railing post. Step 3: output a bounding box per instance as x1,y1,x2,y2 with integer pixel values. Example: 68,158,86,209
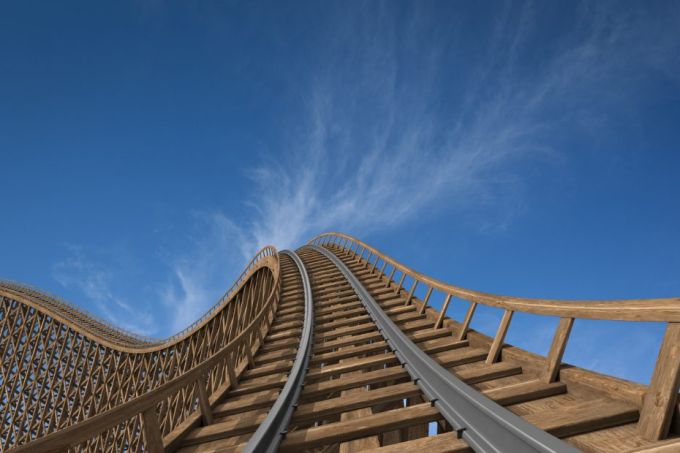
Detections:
355,246,365,263
418,287,433,315
434,294,452,329
370,256,379,273
196,374,214,426
227,351,238,388
142,406,165,453
456,302,477,341
541,317,574,383
364,252,373,269
394,273,406,295
385,267,397,288
486,310,513,364
344,238,352,252
404,281,418,306
639,322,680,440
245,333,255,368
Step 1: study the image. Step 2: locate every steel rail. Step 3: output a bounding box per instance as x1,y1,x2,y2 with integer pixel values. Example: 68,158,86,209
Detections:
308,245,578,453
243,250,315,453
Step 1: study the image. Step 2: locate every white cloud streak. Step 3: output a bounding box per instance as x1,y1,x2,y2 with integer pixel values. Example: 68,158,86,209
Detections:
53,246,156,336
234,2,680,255
163,2,680,338
52,2,680,351
159,212,249,333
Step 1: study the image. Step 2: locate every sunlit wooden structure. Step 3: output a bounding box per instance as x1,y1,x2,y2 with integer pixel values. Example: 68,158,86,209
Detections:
1,232,679,452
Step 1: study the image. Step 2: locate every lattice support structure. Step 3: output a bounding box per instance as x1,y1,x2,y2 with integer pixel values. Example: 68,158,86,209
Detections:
0,247,279,451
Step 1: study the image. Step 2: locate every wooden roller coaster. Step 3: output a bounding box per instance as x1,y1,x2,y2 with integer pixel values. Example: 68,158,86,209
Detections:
1,232,679,452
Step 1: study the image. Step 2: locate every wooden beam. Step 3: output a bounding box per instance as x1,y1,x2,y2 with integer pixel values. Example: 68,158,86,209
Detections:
639,323,680,440
526,399,638,438
141,407,165,453
541,317,574,383
293,382,421,424
486,310,513,364
279,403,442,452
456,302,477,341
196,377,214,426
361,431,471,453
482,379,567,406
434,294,452,329
181,410,268,446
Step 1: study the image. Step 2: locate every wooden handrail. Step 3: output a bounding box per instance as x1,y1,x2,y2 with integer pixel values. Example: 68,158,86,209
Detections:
8,261,282,453
311,232,680,322
311,232,680,441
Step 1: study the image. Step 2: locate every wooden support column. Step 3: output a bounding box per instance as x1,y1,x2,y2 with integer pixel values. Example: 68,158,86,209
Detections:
196,375,214,426
142,406,165,453
541,317,574,383
402,395,429,441
639,323,680,440
226,351,238,388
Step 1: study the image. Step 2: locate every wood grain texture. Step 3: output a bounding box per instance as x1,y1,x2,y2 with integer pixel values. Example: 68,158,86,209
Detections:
639,323,680,440
541,317,574,383
6,232,679,452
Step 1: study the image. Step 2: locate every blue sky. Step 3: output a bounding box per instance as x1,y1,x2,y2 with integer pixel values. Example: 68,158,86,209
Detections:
1,1,679,384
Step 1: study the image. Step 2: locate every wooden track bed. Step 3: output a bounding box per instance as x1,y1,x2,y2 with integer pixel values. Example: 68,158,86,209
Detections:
277,246,673,453
171,244,680,452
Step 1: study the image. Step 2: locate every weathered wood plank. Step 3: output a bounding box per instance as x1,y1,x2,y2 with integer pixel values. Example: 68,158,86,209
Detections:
486,309,513,364
212,389,280,418
525,399,639,438
541,317,574,383
293,382,421,423
639,323,680,440
483,379,567,406
181,410,268,446
279,403,442,452
362,431,471,453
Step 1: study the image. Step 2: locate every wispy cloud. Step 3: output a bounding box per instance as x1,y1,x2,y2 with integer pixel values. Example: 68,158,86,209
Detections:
50,2,680,349
53,245,157,336
232,2,680,254
158,212,249,333
164,2,680,337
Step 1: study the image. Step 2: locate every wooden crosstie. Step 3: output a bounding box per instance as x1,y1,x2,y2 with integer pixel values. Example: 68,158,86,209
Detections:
1,232,679,452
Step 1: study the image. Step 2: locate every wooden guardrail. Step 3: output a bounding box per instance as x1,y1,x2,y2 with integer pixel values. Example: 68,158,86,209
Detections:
310,232,680,441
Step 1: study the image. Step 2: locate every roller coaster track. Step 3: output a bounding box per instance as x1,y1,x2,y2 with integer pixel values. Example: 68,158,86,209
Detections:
2,232,680,452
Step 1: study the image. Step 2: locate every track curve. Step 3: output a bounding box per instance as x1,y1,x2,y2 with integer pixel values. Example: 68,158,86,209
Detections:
3,232,680,452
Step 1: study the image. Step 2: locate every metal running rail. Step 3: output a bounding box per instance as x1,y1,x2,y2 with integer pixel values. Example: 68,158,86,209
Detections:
309,245,579,453
243,250,315,453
